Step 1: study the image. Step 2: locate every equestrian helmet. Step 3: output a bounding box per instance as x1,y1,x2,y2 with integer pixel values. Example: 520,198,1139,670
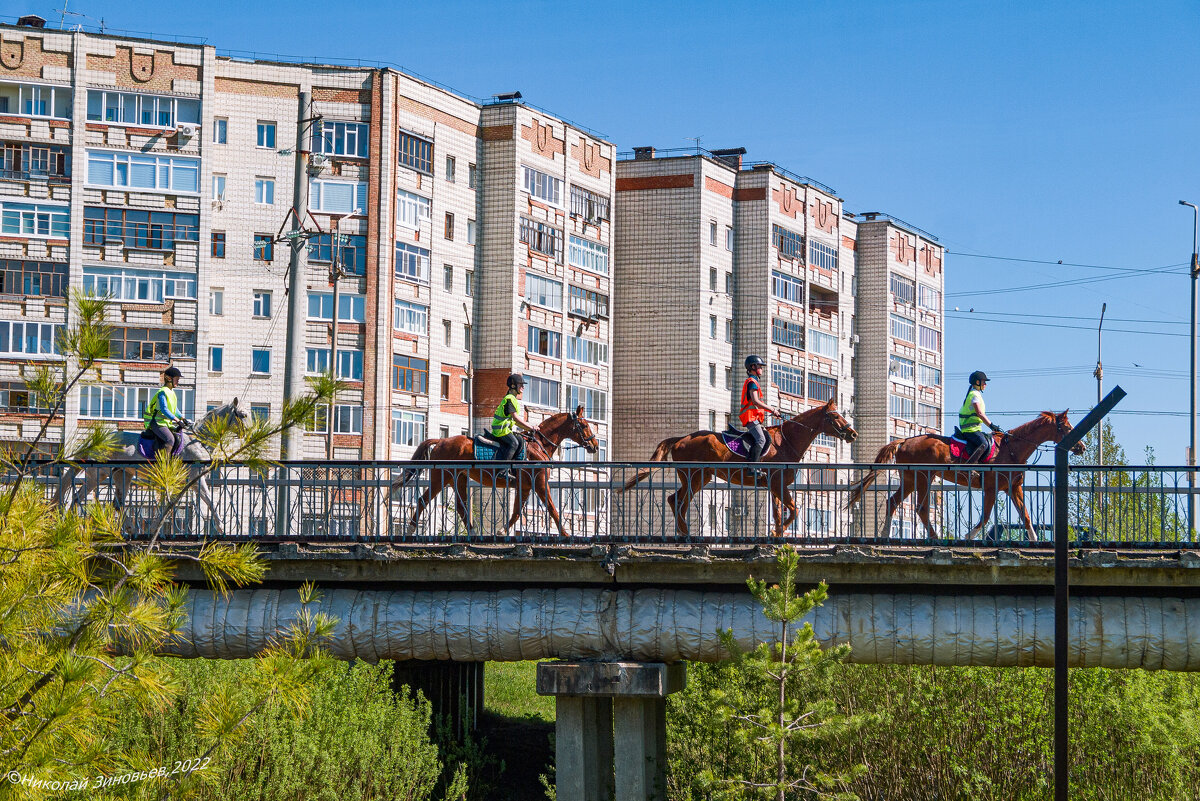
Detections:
163,366,182,379
744,354,766,371
969,370,989,386
506,373,526,391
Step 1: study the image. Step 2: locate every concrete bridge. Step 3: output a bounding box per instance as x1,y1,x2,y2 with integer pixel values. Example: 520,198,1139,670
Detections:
52,458,1199,801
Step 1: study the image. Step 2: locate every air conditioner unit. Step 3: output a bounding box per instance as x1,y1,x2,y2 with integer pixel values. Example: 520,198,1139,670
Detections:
850,334,860,345
175,123,198,139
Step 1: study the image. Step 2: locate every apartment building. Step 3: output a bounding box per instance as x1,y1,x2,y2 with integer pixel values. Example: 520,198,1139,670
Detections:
612,147,857,465
0,20,614,464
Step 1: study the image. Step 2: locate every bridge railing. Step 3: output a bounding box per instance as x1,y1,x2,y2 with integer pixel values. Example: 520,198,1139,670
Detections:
11,460,1198,546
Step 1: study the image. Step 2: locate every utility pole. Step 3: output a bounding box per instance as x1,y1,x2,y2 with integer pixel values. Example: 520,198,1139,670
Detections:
1094,302,1105,466
281,92,313,460
1181,201,1199,542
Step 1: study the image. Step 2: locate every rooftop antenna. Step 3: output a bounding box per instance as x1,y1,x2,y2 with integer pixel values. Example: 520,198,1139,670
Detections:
55,2,105,32
687,136,702,153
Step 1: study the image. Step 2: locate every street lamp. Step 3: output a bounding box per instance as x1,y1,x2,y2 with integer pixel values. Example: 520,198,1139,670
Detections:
1179,200,1199,541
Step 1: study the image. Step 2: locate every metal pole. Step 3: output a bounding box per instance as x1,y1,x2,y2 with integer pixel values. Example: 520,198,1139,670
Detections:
1094,303,1105,467
1181,201,1198,542
281,92,312,460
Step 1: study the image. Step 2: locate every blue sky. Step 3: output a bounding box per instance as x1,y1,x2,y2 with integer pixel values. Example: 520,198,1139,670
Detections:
8,0,1199,460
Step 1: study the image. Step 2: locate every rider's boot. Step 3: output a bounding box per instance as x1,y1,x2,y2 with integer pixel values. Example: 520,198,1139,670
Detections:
746,442,769,483
965,443,989,484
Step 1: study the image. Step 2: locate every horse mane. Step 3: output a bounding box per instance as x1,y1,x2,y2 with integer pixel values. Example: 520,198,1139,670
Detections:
1007,411,1056,440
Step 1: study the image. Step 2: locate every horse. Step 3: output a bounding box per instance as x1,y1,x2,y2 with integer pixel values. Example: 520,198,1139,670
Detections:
844,410,1084,542
389,406,599,538
64,398,248,535
616,398,858,538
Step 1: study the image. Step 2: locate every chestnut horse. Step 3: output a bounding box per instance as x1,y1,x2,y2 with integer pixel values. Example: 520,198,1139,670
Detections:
389,406,599,538
845,410,1084,541
618,399,857,537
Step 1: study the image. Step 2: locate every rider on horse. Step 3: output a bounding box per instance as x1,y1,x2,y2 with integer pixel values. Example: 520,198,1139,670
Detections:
492,373,535,479
740,355,780,480
144,365,189,457
959,370,1005,465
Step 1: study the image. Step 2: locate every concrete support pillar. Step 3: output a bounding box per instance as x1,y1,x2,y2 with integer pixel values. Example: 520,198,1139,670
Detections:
538,661,685,801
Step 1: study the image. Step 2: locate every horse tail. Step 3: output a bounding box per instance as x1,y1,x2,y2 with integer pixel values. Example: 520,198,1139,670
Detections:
617,436,683,493
394,439,437,487
844,440,903,507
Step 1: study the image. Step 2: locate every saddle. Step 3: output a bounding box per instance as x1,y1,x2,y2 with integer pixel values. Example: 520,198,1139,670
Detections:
940,427,998,464
136,431,187,460
717,428,776,461
472,432,527,462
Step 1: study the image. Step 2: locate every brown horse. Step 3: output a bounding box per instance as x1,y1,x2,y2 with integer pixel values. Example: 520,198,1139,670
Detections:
618,399,857,537
844,410,1084,541
389,406,599,538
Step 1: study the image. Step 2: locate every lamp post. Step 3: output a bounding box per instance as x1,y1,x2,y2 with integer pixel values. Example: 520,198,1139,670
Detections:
1180,200,1199,541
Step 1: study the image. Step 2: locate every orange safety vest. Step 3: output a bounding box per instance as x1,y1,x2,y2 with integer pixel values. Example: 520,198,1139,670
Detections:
740,377,765,426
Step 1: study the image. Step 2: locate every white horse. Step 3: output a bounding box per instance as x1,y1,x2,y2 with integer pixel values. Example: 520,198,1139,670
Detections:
65,398,247,535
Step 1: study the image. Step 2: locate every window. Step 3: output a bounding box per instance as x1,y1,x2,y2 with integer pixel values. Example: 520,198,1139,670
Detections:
308,234,366,275
919,325,942,351
82,266,196,301
772,224,804,259
808,373,837,402
251,349,271,374
463,323,471,351
256,121,276,149
443,320,452,346
919,284,942,312
890,313,916,342
810,329,838,359
392,355,428,393
709,363,716,386
336,350,363,381
85,90,198,127
709,268,717,291
565,385,608,420
771,271,804,303
725,319,732,343
525,273,563,311
444,212,454,240
443,264,453,291
308,178,367,214
211,174,226,201
8,83,71,119
211,231,225,258
809,239,839,270
709,221,717,245
440,425,451,438
890,273,916,306
81,207,197,249
462,376,471,404
468,163,478,189
398,131,433,174
772,318,805,350
105,327,196,361
209,346,223,372
396,190,432,228
565,334,608,366
709,316,717,339
725,272,733,294
523,166,562,205
0,143,69,179
312,121,368,157
252,291,271,317
307,348,331,374
806,508,832,534
0,381,52,414
465,270,474,297
253,234,273,261
524,375,560,408
255,178,275,205
440,374,450,400
208,289,223,316
725,226,734,251
395,242,430,283
569,185,610,222
467,219,476,245
918,403,941,429
725,367,732,390
520,217,562,260
568,236,609,274
568,285,609,319
445,155,456,182
79,385,194,421
306,293,365,322
0,259,67,298
771,364,804,397
709,411,717,430
250,404,270,423
889,354,915,382
393,299,429,335
333,405,363,434
919,363,942,387
889,394,916,421
392,410,427,446
2,202,69,239
213,118,227,144
0,321,63,357
527,326,561,358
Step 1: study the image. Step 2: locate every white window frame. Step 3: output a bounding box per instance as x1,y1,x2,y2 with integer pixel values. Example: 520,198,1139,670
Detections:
308,178,367,215
889,354,915,383
567,235,609,275
525,273,563,311
0,201,69,239
522,165,562,206
523,375,560,408
252,291,271,318
391,410,427,447
85,89,198,128
565,334,608,366
254,177,275,205
82,265,196,301
85,150,200,194
256,121,276,149
393,299,429,335
394,242,430,283
396,190,431,228
890,313,916,343
809,329,838,360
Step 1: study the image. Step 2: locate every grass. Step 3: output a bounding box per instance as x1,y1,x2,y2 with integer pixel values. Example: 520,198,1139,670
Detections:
485,661,555,723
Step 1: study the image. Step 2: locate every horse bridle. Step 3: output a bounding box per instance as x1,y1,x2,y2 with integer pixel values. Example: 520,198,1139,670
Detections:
787,408,852,439
568,413,599,453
